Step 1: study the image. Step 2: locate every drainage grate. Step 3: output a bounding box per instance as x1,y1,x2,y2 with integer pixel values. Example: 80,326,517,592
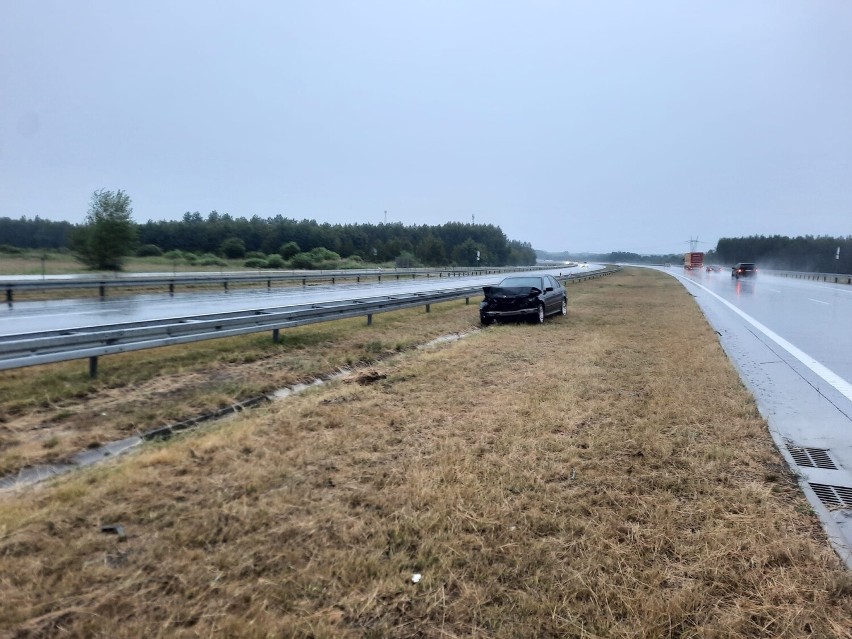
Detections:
808,483,852,508
786,445,838,470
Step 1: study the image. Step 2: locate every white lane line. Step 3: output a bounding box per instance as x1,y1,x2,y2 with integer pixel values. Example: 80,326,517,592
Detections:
678,275,852,403
808,298,830,305
765,288,781,293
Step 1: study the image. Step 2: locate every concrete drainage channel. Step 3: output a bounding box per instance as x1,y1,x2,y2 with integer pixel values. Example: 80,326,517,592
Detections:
0,330,474,491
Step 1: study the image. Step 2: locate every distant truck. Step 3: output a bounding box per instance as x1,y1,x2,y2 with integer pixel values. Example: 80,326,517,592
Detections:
683,252,704,270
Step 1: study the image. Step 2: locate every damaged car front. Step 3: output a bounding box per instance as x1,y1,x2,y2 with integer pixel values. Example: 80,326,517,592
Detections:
479,275,566,325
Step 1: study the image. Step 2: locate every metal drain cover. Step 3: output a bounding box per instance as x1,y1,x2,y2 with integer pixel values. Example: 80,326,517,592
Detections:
808,483,852,508
786,444,838,470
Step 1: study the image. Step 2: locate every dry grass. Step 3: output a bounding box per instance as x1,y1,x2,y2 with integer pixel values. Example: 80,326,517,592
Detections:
1,269,851,638
0,299,479,475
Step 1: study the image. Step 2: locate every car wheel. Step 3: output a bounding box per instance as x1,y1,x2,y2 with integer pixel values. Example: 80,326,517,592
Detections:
536,303,545,324
480,316,493,326
560,298,567,316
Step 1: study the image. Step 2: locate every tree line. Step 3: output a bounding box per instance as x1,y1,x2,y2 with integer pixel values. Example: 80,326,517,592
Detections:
136,212,536,267
0,193,536,269
0,216,75,249
536,249,684,265
4,193,848,273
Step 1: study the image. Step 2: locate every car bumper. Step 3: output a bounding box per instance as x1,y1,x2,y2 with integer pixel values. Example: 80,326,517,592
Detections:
480,308,538,320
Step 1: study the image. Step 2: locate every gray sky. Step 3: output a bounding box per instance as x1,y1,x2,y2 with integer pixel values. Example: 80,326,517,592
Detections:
2,1,851,254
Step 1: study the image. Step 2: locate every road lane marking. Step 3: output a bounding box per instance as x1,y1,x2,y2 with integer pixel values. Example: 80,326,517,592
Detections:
677,275,852,403
808,298,830,305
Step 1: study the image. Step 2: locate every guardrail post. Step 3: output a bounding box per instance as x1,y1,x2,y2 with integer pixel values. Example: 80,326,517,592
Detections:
99,284,106,298
357,276,360,283
411,273,415,279
5,288,11,304
267,279,272,289
332,277,335,285
272,328,281,343
89,356,98,378
378,274,382,282
302,277,306,286
425,304,431,313
224,281,229,292
367,313,373,326
169,283,175,295
465,297,470,305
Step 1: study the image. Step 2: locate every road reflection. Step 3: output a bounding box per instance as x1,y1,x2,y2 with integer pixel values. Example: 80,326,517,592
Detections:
734,279,756,297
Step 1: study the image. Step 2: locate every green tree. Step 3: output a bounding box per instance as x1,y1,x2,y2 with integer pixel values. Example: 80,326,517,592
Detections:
219,236,246,258
72,189,137,270
395,250,420,268
278,241,300,259
452,238,485,266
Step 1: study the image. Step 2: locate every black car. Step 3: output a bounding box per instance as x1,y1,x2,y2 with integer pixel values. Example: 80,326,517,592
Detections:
731,262,756,278
480,275,567,325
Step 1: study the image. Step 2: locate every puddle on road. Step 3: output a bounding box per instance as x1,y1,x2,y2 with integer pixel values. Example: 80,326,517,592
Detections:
0,330,475,492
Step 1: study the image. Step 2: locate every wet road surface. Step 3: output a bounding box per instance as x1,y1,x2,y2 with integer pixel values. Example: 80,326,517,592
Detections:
0,266,594,336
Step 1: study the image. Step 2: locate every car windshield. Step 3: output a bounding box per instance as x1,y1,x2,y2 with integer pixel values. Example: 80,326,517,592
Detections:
498,277,542,288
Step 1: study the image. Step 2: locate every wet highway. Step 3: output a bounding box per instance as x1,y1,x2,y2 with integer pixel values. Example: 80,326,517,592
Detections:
679,268,852,386
0,265,594,337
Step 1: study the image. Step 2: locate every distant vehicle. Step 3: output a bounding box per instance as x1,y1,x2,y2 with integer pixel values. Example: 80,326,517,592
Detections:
706,265,721,273
732,262,756,278
683,252,704,270
480,275,567,325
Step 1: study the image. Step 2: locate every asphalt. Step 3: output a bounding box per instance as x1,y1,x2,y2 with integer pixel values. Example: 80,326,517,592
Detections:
0,265,595,336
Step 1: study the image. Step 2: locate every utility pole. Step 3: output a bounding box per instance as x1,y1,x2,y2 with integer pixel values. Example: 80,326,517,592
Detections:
384,210,387,224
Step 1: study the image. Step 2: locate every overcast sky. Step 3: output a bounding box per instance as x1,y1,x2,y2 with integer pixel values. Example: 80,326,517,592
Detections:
1,1,850,254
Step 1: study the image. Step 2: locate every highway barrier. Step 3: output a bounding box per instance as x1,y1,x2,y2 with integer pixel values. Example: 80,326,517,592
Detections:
760,269,852,286
0,268,618,377
2,265,556,303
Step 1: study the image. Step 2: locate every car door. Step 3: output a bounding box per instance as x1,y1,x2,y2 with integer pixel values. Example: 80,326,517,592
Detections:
544,276,559,314
551,276,564,313
550,276,564,313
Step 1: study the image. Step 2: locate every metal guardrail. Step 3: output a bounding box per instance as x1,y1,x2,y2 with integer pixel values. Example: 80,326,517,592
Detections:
0,287,480,375
1,265,557,303
759,269,852,285
0,267,617,376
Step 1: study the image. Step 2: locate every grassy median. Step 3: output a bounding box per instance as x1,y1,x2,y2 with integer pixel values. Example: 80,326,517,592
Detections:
1,268,851,638
0,298,481,475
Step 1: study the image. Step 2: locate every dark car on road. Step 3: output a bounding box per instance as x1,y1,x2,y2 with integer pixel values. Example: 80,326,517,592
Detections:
480,275,567,325
731,262,756,278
